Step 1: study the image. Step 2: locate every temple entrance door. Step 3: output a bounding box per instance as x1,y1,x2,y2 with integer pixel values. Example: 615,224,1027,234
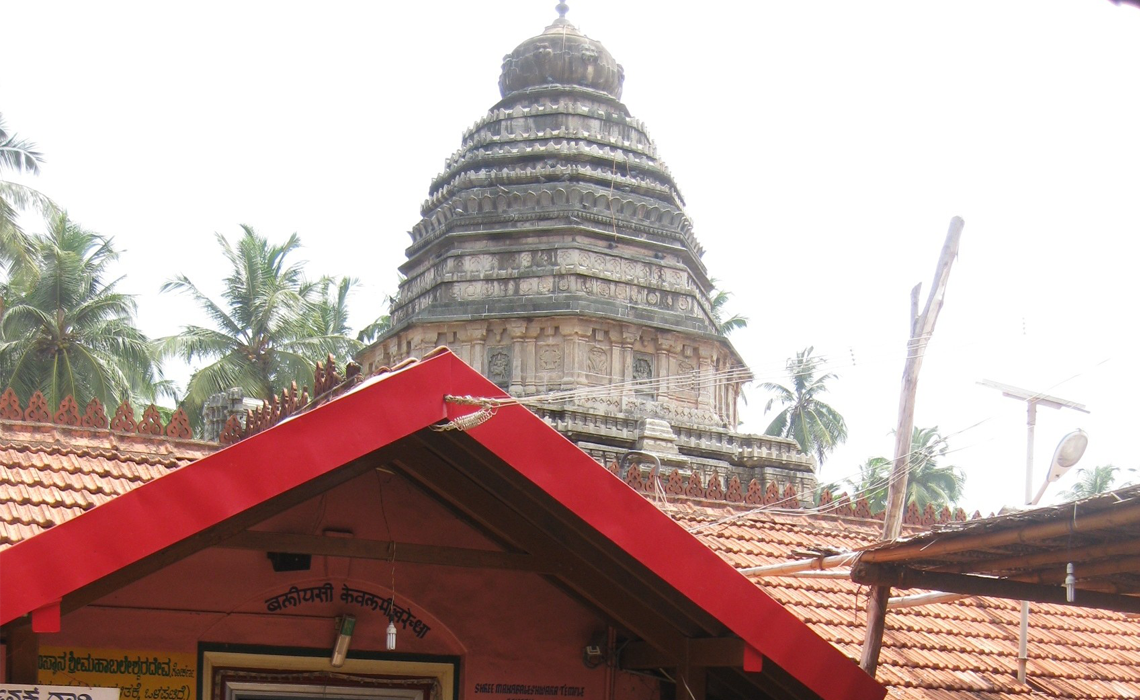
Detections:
226,683,424,700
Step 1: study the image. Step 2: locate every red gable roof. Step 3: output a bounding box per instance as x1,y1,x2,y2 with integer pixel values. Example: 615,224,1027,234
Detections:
0,350,883,700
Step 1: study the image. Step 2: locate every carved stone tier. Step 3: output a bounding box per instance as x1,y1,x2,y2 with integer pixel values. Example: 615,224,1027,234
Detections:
384,14,723,346
361,316,745,427
358,10,819,495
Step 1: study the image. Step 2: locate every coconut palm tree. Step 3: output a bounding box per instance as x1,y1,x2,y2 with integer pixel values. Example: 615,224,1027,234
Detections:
844,456,893,511
848,426,966,511
760,346,847,465
356,315,390,344
305,276,356,339
898,425,965,510
1060,465,1130,501
160,226,363,424
1,114,58,279
0,214,163,409
709,280,748,335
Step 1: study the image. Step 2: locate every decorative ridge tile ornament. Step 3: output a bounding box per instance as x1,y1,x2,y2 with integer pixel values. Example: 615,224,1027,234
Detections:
615,458,975,526
0,388,193,441
219,354,424,445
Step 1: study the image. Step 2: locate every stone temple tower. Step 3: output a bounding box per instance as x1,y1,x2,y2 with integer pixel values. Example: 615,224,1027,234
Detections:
359,5,815,494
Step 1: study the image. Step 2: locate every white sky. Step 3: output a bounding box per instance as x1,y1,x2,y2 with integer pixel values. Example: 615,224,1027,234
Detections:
3,0,1138,515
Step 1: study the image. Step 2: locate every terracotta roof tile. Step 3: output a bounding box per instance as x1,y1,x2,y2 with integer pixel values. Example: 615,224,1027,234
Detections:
0,420,215,549
662,501,1140,699
5,397,1139,698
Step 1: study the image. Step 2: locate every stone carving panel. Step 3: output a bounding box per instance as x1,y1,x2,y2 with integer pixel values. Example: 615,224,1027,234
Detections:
587,347,609,376
487,348,512,387
675,360,698,401
633,352,655,399
538,345,563,372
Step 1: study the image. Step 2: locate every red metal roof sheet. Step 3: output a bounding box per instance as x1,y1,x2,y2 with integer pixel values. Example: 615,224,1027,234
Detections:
0,350,883,700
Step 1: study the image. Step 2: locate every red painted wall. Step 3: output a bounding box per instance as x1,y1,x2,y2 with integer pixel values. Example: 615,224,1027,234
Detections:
35,470,658,700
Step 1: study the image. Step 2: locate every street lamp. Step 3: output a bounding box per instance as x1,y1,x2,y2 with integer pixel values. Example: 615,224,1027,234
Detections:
979,379,1090,685
1031,429,1089,506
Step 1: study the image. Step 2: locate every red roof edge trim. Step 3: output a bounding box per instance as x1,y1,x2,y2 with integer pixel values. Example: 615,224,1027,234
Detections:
31,600,61,633
0,354,452,625
743,645,763,674
1,350,882,700
437,353,885,700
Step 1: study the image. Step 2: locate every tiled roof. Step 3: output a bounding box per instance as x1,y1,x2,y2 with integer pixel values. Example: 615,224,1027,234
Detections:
0,354,375,550
665,500,1140,699
2,368,1136,697
0,417,216,550
1,351,886,700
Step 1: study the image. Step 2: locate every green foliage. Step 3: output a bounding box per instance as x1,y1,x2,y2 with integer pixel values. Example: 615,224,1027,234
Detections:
760,346,847,465
0,114,59,280
356,314,391,344
845,456,893,511
849,426,966,511
159,225,364,424
0,214,164,409
709,279,748,335
304,276,357,339
1060,464,1133,501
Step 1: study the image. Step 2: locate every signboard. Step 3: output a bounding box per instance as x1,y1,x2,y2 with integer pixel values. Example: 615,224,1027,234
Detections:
1,684,120,700
38,648,196,700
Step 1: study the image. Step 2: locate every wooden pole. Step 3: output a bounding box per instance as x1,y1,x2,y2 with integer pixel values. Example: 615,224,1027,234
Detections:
852,562,1140,615
859,216,964,677
859,585,891,673
4,622,38,683
738,553,856,576
881,217,964,542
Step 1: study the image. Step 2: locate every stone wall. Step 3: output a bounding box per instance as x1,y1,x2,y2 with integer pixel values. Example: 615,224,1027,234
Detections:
361,315,747,429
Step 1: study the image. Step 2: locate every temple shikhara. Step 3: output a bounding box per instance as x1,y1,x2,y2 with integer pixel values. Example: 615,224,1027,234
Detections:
358,4,814,494
3,6,1140,700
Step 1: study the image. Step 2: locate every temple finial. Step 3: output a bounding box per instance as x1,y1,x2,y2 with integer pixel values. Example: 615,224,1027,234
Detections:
555,2,569,19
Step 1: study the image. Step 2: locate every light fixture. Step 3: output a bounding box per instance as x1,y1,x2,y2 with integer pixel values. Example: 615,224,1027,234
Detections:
1065,563,1077,603
1031,429,1089,505
331,615,356,667
582,631,606,669
386,619,397,651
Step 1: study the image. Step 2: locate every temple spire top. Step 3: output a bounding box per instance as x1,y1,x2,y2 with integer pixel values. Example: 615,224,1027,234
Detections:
555,2,569,19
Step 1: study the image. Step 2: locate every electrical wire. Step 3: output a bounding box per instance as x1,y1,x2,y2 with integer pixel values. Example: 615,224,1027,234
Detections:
681,355,1109,533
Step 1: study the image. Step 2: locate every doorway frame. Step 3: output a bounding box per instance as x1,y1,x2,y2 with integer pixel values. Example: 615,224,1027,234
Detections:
198,644,458,700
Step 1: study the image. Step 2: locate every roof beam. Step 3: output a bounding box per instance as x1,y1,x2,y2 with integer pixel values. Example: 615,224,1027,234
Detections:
428,431,724,638
858,501,1140,564
935,538,1140,575
851,562,1140,614
219,530,558,573
386,439,691,662
621,638,747,669
59,448,393,616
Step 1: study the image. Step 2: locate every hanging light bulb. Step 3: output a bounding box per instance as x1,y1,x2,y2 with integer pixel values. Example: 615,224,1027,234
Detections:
387,619,397,650
1065,563,1076,603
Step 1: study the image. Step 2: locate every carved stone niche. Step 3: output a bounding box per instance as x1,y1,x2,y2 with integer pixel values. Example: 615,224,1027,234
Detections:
537,345,563,373
632,352,655,399
486,347,512,388
586,345,610,379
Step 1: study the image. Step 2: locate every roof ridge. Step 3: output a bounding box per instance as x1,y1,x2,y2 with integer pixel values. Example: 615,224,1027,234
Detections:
0,439,201,467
